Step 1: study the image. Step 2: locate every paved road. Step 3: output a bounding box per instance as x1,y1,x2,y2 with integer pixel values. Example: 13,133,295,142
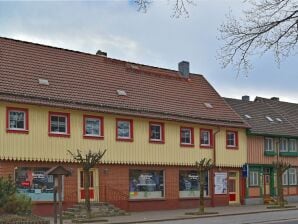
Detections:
147,210,298,224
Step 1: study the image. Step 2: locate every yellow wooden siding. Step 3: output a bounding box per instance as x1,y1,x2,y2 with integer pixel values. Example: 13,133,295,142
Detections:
0,102,246,167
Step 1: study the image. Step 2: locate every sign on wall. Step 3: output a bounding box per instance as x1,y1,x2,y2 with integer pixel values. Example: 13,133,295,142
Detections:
214,172,227,194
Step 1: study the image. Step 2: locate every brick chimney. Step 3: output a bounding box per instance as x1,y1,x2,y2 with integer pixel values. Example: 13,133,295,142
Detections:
96,50,107,57
270,97,279,101
178,61,189,78
242,95,250,101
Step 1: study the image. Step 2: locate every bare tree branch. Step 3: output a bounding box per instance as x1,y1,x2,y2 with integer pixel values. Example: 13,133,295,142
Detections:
218,0,298,75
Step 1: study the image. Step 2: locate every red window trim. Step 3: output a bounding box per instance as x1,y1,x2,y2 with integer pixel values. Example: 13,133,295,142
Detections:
83,115,104,140
116,118,133,142
180,127,194,147
48,111,70,137
6,107,29,134
226,130,239,149
200,128,214,149
149,122,165,144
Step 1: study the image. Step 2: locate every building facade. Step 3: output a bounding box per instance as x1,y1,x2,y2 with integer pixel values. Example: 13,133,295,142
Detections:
225,96,298,205
0,37,248,216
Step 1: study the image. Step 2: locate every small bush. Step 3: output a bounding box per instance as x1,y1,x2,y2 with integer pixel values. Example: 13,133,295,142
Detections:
3,193,32,215
0,175,17,206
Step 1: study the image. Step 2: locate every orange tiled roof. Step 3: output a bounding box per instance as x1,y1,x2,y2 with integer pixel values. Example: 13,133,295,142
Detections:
0,37,247,128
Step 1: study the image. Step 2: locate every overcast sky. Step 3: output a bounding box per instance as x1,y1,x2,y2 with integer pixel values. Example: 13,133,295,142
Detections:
1,1,297,102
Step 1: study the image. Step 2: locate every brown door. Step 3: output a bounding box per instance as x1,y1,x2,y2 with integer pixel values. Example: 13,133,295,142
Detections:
264,174,270,196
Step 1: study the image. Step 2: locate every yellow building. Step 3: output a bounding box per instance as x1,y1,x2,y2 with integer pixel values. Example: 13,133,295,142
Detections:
0,37,248,215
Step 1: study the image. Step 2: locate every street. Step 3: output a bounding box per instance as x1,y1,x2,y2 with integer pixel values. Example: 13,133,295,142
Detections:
147,210,298,224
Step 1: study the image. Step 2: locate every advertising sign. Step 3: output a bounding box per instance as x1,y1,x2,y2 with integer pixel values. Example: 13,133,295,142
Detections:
214,172,227,194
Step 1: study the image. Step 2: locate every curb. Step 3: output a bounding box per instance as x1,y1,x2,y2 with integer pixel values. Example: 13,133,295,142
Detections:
107,207,298,224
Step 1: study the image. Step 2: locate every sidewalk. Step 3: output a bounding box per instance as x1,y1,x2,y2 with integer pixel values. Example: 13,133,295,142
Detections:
47,203,298,224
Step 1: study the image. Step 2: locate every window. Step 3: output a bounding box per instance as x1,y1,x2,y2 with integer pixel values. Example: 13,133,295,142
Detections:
280,138,288,152
15,167,56,201
249,171,259,186
48,112,70,137
200,129,213,148
289,139,297,152
282,170,289,185
226,130,238,149
149,122,164,143
289,168,297,185
264,138,274,152
129,170,164,199
6,107,29,133
116,119,133,141
180,127,194,146
83,115,104,139
179,170,208,198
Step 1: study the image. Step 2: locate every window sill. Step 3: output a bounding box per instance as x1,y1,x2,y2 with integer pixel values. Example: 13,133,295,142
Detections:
264,151,277,156
226,146,239,150
83,135,104,140
200,145,213,149
279,152,298,157
48,133,70,138
179,196,210,200
180,143,194,147
128,198,165,202
149,140,165,144
6,129,29,134
116,138,133,142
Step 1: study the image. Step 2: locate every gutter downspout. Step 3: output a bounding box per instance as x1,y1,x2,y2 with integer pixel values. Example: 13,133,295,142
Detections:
211,127,220,207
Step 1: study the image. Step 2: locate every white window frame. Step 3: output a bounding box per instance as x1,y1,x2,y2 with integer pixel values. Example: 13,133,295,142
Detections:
289,139,297,152
289,168,297,185
200,130,211,146
249,171,259,186
85,117,101,137
117,120,131,139
264,137,274,152
280,138,288,152
282,170,289,186
8,110,26,131
150,123,162,141
181,128,192,145
227,131,236,147
50,114,68,134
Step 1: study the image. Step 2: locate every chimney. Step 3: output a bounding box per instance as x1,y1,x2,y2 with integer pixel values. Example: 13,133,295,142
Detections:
178,61,189,78
242,95,250,101
96,50,107,57
271,97,279,101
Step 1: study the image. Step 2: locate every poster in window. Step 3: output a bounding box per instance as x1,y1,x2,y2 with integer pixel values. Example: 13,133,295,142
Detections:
214,172,227,194
15,167,61,201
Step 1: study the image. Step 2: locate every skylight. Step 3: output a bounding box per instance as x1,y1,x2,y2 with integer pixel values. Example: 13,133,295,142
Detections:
244,114,252,119
203,102,213,109
38,78,49,86
276,118,282,122
265,116,274,122
116,90,127,96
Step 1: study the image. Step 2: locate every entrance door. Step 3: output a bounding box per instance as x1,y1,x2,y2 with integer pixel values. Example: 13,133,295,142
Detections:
264,174,271,196
228,172,240,204
78,168,99,202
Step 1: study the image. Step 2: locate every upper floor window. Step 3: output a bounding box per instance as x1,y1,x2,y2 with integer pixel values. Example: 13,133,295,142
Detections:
49,112,70,137
180,127,194,146
149,122,164,143
6,107,29,133
264,137,274,152
116,119,133,141
226,130,238,149
280,138,288,152
289,139,297,152
200,129,213,148
83,115,104,139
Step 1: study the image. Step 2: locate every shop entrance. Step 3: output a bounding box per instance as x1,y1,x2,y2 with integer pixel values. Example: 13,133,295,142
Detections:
78,168,99,202
228,171,240,204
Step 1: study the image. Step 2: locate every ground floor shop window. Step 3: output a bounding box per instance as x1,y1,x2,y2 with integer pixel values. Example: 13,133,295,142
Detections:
249,171,259,186
129,170,164,199
283,168,297,186
15,167,58,201
179,170,209,198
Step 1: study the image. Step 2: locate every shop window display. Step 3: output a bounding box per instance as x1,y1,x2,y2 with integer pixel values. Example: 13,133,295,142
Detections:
129,170,164,199
179,170,209,198
15,167,61,201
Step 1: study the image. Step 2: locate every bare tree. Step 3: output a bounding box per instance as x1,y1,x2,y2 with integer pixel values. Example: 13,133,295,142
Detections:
218,0,298,75
134,0,196,18
68,149,106,217
195,158,214,214
273,160,291,208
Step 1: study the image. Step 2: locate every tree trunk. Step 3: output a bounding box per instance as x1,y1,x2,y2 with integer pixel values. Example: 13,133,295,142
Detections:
277,168,284,208
83,169,91,217
199,170,205,214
